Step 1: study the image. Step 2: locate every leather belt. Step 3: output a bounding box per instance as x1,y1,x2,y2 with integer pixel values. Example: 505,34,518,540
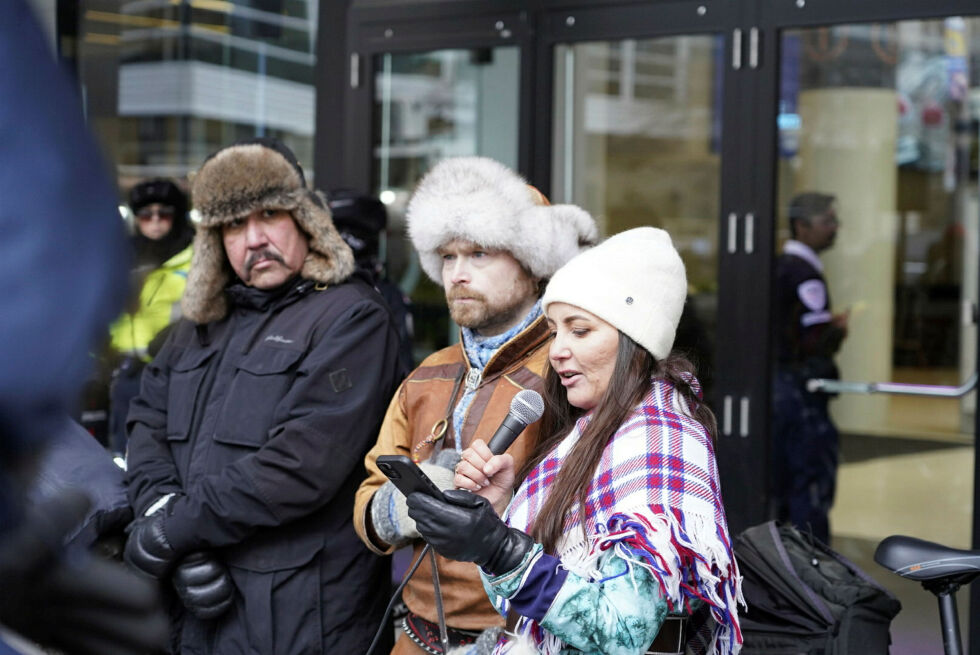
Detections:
402,612,480,655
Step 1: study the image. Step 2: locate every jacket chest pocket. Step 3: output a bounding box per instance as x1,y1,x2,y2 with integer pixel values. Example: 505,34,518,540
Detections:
214,346,305,449
166,348,217,442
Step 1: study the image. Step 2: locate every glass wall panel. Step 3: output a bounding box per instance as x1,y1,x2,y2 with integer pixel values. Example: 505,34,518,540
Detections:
75,0,318,191
372,47,521,360
773,18,979,652
552,35,724,403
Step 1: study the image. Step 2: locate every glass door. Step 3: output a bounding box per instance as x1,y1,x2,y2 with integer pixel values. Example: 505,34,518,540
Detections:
551,33,726,404
371,46,522,359
537,3,761,530
770,17,980,652
340,6,532,361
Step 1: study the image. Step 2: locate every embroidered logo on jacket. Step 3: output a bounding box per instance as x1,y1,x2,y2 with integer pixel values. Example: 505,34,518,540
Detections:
330,369,353,393
797,279,827,311
264,335,295,344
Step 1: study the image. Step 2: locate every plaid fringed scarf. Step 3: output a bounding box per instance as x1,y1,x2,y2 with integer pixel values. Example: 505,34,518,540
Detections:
502,377,744,655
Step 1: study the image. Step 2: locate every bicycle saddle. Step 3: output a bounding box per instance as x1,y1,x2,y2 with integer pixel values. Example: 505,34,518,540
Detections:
875,535,980,582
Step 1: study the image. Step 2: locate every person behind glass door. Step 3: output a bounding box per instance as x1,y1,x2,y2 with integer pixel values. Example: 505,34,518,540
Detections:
326,187,416,374
353,157,598,655
408,228,744,655
772,192,848,545
107,179,194,456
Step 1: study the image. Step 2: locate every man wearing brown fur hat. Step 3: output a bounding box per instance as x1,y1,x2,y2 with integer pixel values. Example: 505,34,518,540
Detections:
354,157,598,655
123,138,406,654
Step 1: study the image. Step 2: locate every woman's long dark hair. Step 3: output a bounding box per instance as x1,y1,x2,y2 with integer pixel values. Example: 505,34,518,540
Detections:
518,332,717,554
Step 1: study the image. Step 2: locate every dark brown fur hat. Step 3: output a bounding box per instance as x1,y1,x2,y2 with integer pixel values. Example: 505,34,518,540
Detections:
182,139,355,324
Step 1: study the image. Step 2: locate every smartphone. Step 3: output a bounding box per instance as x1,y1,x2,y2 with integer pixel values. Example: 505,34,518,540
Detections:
376,455,448,501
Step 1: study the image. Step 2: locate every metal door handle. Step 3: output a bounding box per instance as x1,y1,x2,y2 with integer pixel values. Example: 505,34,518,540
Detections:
732,29,742,70
739,396,750,437
727,213,737,253
806,371,978,398
722,395,733,435
744,212,754,254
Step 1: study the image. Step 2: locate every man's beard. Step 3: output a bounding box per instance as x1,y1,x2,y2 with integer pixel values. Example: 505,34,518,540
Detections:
446,279,536,334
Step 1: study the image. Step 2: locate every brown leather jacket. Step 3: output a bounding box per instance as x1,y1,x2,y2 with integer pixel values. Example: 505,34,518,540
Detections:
354,315,551,630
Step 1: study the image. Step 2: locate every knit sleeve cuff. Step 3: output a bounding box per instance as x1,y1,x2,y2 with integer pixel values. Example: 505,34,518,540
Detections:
484,543,568,623
369,481,419,548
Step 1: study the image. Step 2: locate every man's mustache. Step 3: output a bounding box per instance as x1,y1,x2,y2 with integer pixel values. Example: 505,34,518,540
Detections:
244,249,285,279
447,287,486,303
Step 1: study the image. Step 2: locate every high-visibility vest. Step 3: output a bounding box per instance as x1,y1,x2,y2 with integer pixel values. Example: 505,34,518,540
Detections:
109,245,192,359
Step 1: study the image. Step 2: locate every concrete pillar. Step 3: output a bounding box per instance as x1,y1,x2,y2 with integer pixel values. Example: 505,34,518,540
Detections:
796,87,899,433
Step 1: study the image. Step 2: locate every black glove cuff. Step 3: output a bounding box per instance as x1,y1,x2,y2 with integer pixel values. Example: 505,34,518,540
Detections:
124,514,178,579
482,528,534,576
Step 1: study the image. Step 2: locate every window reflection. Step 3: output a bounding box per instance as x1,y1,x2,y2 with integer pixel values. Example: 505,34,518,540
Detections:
75,0,318,187
777,19,979,444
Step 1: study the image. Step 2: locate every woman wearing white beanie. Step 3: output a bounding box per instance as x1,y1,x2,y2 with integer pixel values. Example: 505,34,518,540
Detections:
407,227,743,655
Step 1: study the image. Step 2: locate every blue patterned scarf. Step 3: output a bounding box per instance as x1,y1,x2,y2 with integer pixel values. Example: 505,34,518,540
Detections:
451,300,542,445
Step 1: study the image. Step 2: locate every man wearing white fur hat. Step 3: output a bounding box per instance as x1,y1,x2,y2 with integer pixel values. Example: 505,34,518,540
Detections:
123,138,406,654
354,157,597,655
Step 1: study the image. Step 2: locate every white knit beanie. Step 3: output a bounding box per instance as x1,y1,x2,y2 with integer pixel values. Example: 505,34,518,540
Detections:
542,227,687,360
406,157,598,285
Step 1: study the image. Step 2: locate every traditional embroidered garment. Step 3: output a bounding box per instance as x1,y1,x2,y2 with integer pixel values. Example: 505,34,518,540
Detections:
484,377,743,655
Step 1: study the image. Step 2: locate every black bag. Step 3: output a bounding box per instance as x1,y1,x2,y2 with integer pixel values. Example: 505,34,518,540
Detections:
734,521,901,654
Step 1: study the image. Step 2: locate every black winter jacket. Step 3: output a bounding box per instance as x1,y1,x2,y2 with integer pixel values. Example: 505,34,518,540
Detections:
126,275,404,654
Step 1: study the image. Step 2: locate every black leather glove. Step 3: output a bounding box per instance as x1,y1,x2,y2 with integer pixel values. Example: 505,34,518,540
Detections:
124,512,178,579
407,489,534,575
0,489,169,655
173,550,235,620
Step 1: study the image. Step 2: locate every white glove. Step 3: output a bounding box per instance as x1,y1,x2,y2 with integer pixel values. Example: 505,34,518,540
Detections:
370,449,461,548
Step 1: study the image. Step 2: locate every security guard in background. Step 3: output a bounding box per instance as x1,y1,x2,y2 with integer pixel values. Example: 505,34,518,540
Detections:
772,191,848,545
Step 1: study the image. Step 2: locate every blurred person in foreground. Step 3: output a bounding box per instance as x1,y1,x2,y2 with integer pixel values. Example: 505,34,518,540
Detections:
107,179,194,456
772,192,847,544
408,228,744,655
354,157,597,654
123,138,405,654
0,1,168,653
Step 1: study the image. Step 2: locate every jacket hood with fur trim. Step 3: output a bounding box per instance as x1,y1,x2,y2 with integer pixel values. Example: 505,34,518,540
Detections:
406,157,598,285
181,141,355,324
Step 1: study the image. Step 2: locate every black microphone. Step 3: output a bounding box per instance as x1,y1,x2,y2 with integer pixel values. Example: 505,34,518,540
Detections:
486,389,545,455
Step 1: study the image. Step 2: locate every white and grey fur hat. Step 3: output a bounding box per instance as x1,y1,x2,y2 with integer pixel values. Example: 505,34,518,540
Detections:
406,157,598,284
182,138,355,324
